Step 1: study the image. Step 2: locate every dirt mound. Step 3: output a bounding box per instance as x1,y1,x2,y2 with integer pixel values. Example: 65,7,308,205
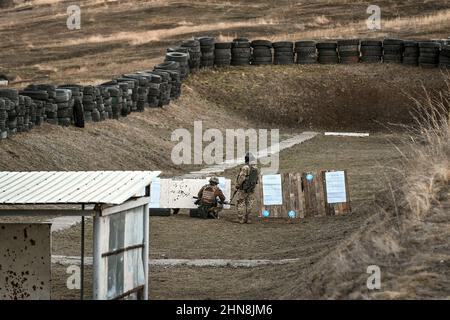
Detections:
0,88,257,175
189,64,447,131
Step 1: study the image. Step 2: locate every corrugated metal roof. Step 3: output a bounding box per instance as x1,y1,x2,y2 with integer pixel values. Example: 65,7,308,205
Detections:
0,171,161,205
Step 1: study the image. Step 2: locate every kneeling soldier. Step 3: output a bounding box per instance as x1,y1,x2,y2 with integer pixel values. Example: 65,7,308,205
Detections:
196,177,226,219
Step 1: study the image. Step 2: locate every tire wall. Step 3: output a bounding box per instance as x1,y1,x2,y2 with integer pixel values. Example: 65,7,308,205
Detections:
1,37,450,138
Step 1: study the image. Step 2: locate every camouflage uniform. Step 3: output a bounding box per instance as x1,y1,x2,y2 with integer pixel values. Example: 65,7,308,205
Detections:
235,164,259,224
197,183,226,218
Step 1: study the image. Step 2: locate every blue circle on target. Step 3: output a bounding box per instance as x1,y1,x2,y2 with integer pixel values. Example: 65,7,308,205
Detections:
288,210,296,218
262,210,270,217
306,173,314,181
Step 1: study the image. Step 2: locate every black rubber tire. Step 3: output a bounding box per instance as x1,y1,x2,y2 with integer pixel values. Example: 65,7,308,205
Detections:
361,56,382,63
0,88,19,100
155,61,180,71
361,48,383,56
73,99,85,128
419,57,439,64
361,40,382,46
197,36,215,46
419,63,438,68
383,45,403,53
403,57,418,65
295,40,316,48
383,39,404,46
166,52,189,63
232,41,251,48
420,54,439,60
420,47,440,54
419,42,441,49
403,40,418,47
272,41,293,49
318,56,339,64
340,56,360,64
215,42,232,49
339,51,360,57
19,90,49,101
317,42,337,49
251,40,272,48
319,50,338,57
383,55,402,63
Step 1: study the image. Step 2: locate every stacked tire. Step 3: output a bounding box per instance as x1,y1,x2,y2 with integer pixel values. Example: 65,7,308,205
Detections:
118,82,131,117
99,86,112,118
55,89,73,126
122,74,149,111
20,89,48,126
295,41,317,64
23,96,33,131
439,45,450,68
338,39,360,64
273,41,294,65
419,41,440,68
0,89,19,135
214,42,232,67
317,42,339,64
360,40,383,63
26,84,58,125
118,78,138,111
198,37,215,68
16,96,26,132
165,51,189,80
0,98,7,139
106,86,122,120
94,87,106,120
250,40,272,65
383,39,404,63
82,86,98,122
154,61,181,99
181,39,201,73
149,70,171,106
59,85,84,125
403,41,419,66
231,38,251,66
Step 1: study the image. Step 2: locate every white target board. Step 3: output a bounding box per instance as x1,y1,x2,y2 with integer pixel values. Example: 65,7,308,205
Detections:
149,178,232,209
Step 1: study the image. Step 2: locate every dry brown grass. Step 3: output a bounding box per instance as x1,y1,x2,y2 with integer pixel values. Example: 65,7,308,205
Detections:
272,9,450,41
403,80,450,221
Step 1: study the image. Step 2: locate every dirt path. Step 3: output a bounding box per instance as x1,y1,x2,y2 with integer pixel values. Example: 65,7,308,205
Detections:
52,255,302,267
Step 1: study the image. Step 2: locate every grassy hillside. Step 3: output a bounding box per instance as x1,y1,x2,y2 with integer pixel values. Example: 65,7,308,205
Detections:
0,0,449,85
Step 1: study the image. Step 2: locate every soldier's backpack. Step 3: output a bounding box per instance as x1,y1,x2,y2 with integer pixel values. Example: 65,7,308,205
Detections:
200,185,217,204
242,166,258,193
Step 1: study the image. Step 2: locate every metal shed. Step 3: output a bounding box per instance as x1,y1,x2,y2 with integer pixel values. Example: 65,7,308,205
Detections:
0,170,161,300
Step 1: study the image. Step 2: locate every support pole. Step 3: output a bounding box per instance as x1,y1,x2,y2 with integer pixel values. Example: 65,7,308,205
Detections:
80,204,85,300
143,203,150,300
93,211,102,300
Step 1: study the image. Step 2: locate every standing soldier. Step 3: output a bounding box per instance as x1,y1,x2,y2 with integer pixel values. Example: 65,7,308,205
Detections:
235,153,259,224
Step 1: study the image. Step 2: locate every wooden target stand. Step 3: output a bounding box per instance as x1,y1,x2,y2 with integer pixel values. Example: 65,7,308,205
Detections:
257,170,351,219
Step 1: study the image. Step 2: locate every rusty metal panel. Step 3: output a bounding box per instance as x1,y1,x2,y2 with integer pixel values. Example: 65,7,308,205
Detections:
0,223,51,300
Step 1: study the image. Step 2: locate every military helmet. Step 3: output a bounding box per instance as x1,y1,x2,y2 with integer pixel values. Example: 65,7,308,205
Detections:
209,176,219,185
245,152,255,164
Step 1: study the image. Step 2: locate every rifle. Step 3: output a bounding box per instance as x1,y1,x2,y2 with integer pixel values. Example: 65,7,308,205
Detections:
192,196,235,207
229,189,238,204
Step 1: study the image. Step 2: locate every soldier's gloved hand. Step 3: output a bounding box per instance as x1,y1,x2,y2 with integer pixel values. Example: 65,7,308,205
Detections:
194,200,200,205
